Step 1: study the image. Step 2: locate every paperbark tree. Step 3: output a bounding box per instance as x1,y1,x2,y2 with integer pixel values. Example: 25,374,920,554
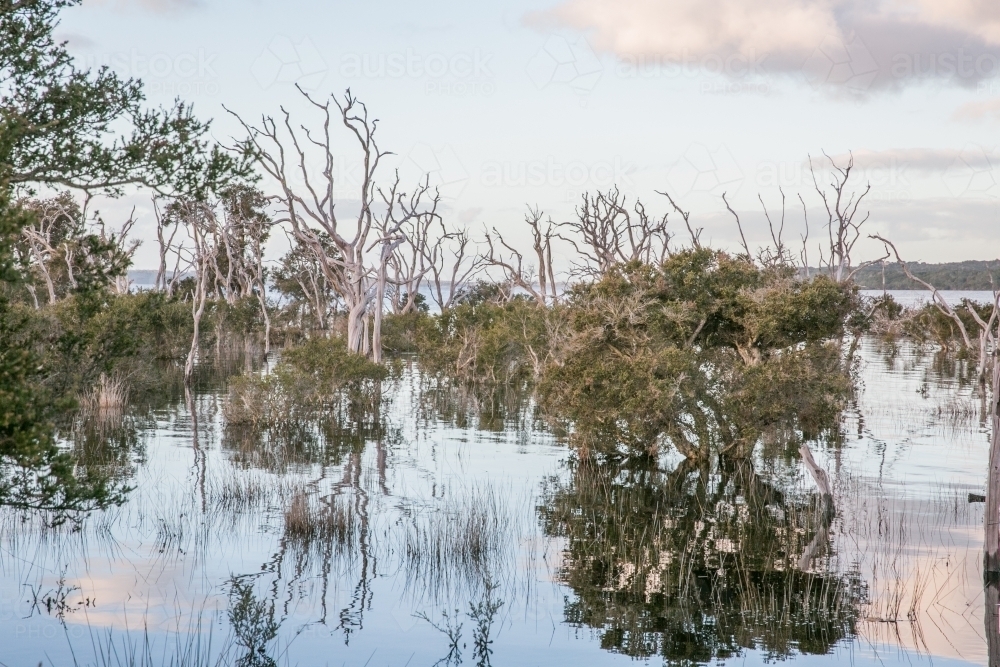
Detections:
979,286,1000,578
231,87,439,361
421,223,484,311
563,188,671,277
484,207,559,306
809,153,885,283
0,0,246,514
164,198,217,383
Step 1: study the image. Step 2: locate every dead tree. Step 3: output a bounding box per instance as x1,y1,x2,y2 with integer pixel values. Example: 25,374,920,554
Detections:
154,197,196,298
969,297,1000,386
722,192,752,260
421,223,484,311
798,193,810,277
378,182,446,316
216,186,274,353
809,152,879,282
154,198,173,291
798,443,835,571
167,199,218,383
721,189,797,267
274,228,338,331
658,190,702,249
230,87,437,361
18,194,82,305
874,234,999,386
562,188,671,277
484,207,559,306
383,214,430,315
982,292,1000,659
871,235,975,346
19,194,141,302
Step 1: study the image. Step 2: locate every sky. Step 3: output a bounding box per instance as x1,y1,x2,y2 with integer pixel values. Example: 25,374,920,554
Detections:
55,0,1000,269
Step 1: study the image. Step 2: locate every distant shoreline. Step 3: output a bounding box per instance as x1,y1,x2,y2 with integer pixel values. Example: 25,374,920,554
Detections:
126,259,1000,292
826,260,1000,290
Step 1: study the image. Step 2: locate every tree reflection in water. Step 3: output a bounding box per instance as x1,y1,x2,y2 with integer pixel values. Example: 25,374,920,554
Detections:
540,453,862,664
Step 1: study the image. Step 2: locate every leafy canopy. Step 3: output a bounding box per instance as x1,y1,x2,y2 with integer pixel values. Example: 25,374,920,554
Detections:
0,0,246,515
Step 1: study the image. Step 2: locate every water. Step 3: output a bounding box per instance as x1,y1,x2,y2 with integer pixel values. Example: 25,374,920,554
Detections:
859,289,996,308
0,339,993,666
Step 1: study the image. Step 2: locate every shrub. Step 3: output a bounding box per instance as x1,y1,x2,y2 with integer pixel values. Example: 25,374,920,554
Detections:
225,336,391,429
537,250,855,459
415,298,553,387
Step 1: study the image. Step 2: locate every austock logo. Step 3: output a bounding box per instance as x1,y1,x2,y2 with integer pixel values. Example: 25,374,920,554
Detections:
667,144,744,196
251,36,327,90
404,144,470,201
526,35,603,95
802,33,879,93
943,145,1000,198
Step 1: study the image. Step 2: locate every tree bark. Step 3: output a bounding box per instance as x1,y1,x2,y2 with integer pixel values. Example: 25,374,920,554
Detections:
798,443,836,570
987,577,1000,667
184,224,210,384
985,357,1000,573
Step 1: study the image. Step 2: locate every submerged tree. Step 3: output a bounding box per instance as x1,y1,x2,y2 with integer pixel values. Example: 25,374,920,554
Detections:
231,87,443,362
0,191,127,513
0,0,244,513
538,248,855,460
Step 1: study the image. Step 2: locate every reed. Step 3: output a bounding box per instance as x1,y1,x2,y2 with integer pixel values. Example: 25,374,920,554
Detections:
79,373,130,413
282,489,356,550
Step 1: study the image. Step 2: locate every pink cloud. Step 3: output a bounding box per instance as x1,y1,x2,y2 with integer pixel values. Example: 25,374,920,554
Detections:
527,0,1000,89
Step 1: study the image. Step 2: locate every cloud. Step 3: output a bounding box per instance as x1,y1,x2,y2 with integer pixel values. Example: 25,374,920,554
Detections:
55,32,98,50
866,196,1000,248
530,0,837,71
953,97,1000,121
827,148,994,171
526,0,1000,90
82,0,201,13
902,0,1000,45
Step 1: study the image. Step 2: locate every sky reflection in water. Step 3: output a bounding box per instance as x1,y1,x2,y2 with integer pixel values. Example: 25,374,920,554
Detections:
0,336,992,667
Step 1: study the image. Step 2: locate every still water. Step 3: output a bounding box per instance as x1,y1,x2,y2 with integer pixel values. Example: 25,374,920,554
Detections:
0,335,993,666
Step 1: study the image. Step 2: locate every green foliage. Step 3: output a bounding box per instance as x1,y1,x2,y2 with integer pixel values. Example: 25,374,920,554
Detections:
379,309,431,355
225,337,391,429
537,250,854,459
1,0,248,197
0,192,126,515
416,297,553,387
902,298,992,349
228,578,279,667
270,231,338,334
389,253,854,461
567,250,853,361
9,291,193,400
0,0,248,514
224,337,395,472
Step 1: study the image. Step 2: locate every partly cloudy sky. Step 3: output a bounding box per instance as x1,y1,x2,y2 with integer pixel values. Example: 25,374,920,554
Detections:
60,0,1000,267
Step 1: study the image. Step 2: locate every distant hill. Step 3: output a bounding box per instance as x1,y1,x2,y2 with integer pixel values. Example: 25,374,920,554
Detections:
125,265,998,291
847,260,1000,290
128,270,159,287
127,270,193,288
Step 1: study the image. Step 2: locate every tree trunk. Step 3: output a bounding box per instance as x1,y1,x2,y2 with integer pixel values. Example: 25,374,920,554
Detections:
346,297,368,355
185,242,210,384
372,254,390,364
986,357,1000,573
28,241,56,304
986,576,1000,667
798,444,836,570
